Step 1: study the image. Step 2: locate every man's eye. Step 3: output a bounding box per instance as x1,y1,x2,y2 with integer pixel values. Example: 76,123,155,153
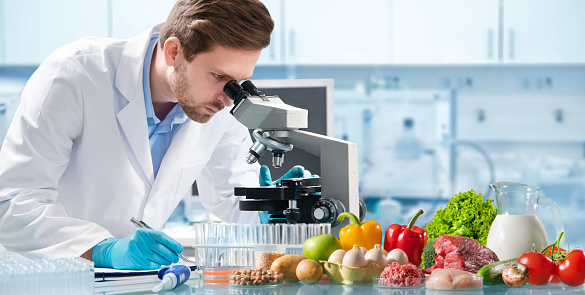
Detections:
213,73,223,79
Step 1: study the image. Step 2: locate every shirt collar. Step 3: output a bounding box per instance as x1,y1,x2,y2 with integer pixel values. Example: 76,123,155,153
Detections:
143,33,189,127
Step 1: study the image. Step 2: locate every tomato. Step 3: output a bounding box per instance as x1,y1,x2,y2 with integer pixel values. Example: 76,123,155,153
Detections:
546,246,565,284
546,245,567,256
545,245,566,284
556,249,585,287
518,252,555,286
549,274,562,284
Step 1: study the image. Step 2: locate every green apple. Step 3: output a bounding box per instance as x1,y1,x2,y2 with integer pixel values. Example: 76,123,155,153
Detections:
303,234,343,265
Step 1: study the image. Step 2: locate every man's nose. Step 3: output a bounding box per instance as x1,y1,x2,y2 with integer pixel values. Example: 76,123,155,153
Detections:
219,92,234,107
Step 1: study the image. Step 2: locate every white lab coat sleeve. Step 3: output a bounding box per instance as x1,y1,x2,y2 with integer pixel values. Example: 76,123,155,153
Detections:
196,116,261,224
0,55,111,258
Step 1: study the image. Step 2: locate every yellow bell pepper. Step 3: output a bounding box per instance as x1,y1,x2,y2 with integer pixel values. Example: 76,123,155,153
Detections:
336,211,383,251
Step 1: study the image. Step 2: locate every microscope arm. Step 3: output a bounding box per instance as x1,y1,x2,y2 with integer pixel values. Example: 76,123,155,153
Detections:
270,130,360,231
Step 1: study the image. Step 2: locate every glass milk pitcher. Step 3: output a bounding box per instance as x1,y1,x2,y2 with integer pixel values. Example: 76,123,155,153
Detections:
486,182,565,260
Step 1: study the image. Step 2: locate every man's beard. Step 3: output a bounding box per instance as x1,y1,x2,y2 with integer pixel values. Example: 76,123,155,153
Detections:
170,63,224,123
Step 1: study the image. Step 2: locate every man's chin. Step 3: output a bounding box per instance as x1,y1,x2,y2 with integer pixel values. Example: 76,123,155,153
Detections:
188,113,213,124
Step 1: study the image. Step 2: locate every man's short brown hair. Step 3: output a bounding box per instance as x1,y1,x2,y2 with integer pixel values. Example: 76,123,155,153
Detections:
159,0,274,61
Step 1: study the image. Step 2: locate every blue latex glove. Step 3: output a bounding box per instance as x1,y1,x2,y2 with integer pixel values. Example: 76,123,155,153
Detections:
92,228,183,270
258,165,312,186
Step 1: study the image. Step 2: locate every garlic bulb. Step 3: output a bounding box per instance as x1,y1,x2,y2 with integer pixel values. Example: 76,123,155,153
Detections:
386,248,409,265
364,244,387,266
342,244,367,267
328,249,347,263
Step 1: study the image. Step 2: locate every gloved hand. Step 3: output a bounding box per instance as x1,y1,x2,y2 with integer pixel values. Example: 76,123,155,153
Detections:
92,228,183,270
258,165,312,186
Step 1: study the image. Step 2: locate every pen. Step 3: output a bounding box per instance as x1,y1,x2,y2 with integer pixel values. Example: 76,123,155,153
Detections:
130,217,196,264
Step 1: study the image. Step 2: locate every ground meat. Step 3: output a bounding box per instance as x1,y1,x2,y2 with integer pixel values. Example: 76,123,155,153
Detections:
379,262,425,287
433,235,499,273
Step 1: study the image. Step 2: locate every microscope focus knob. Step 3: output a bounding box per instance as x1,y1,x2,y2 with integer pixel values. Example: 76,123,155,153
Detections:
312,198,345,228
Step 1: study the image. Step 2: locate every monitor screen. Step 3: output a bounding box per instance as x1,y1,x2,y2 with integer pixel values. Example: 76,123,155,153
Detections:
251,79,334,176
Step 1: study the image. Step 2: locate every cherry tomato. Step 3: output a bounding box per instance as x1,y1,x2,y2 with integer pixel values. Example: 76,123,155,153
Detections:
557,249,585,287
518,252,555,286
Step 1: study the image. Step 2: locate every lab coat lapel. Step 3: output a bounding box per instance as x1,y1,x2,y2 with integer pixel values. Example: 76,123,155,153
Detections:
116,99,153,185
114,25,162,185
143,120,203,228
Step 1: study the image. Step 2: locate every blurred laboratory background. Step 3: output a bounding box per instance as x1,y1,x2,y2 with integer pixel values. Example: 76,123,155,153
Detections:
1,0,585,249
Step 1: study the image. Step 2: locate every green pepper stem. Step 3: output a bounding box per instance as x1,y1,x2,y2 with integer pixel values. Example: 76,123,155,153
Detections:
337,212,361,226
407,209,424,230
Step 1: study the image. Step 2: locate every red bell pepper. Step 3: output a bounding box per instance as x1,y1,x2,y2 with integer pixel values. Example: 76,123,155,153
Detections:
383,209,427,267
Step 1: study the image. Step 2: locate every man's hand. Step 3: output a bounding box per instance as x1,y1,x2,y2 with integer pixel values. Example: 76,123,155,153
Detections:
258,165,313,186
92,228,183,270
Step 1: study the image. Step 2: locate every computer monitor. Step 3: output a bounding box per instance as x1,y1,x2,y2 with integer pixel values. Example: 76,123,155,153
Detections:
251,79,334,176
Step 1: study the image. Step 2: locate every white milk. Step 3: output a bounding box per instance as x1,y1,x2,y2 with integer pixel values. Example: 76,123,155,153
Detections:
486,214,549,261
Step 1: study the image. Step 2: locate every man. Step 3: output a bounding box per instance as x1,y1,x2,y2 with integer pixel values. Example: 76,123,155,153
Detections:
0,0,305,270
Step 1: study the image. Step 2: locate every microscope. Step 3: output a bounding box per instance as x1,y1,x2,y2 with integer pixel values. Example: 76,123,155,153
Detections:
224,80,362,231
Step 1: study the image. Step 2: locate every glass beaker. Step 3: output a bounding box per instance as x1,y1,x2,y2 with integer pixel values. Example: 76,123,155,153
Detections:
486,182,565,260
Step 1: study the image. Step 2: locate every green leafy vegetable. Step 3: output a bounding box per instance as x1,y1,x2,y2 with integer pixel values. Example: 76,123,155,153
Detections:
421,238,437,269
424,189,497,246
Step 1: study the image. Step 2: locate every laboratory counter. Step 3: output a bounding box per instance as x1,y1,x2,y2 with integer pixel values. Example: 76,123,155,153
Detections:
95,276,585,295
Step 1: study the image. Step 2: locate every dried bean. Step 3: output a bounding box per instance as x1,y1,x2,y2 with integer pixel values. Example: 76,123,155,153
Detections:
230,268,283,286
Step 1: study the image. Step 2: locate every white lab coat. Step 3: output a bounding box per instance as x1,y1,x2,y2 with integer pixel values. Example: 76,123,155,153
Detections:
0,24,260,259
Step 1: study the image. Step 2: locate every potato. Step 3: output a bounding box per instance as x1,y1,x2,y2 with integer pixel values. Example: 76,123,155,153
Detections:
270,254,306,282
296,259,323,284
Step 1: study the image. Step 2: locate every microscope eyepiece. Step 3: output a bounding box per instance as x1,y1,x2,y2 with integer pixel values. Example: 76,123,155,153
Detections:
241,80,262,96
223,80,249,105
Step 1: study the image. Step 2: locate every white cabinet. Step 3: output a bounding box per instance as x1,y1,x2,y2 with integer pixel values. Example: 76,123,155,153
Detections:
502,0,585,64
2,0,582,66
389,0,499,64
389,0,585,64
110,0,176,39
257,0,282,65
457,93,585,141
282,0,392,64
1,0,108,65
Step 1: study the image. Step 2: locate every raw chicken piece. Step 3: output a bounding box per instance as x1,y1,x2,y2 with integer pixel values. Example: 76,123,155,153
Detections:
426,268,483,290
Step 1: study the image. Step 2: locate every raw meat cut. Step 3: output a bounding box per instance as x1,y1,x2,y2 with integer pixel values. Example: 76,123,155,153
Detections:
432,235,499,273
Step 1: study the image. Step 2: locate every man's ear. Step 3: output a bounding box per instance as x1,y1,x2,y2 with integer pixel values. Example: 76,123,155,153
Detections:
162,37,183,67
